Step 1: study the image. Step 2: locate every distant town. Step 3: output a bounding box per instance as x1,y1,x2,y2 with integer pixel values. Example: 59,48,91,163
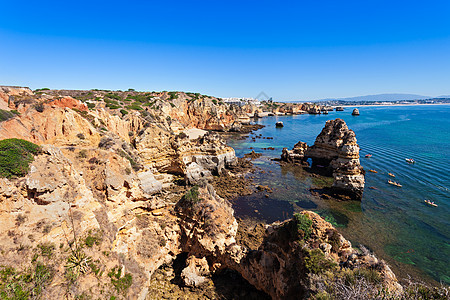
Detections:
222,96,450,107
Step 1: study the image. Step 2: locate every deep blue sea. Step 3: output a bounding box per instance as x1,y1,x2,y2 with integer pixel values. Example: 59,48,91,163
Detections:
226,104,450,285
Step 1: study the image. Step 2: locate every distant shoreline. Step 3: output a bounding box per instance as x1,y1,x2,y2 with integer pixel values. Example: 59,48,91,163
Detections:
334,102,450,108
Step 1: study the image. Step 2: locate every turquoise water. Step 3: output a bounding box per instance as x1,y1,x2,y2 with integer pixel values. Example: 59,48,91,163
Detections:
227,105,450,285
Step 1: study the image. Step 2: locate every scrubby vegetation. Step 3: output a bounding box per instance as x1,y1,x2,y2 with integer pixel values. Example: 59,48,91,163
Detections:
309,270,449,300
294,213,313,240
182,185,201,206
108,266,133,294
0,109,19,122
0,263,54,299
0,138,40,179
304,248,337,274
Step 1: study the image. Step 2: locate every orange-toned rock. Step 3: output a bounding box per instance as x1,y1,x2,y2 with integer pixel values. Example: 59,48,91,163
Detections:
47,96,88,111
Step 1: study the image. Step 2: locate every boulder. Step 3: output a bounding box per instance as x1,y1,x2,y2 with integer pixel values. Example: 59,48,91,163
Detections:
352,108,360,115
138,171,162,195
181,256,211,287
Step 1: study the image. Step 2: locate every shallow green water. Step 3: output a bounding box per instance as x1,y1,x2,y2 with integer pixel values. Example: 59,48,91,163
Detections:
226,105,450,285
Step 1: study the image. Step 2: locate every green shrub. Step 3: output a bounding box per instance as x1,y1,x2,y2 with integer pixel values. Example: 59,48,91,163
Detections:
212,99,217,104
0,109,19,122
294,213,312,240
304,248,337,274
183,185,201,206
0,138,40,179
126,103,143,111
0,263,53,299
120,109,129,116
87,102,95,109
105,93,121,100
37,243,55,258
168,91,178,100
84,230,102,248
108,266,132,294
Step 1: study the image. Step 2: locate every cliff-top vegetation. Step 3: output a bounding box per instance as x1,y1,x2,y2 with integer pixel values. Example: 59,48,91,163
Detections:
0,138,40,179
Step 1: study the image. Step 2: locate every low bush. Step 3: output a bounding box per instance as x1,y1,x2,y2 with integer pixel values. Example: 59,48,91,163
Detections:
108,266,133,294
182,185,201,206
304,248,337,274
126,103,143,111
0,263,54,299
0,138,40,178
0,109,19,122
294,213,313,240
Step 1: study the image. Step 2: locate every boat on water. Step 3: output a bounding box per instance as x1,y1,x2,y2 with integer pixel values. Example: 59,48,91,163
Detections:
424,200,438,207
369,186,378,190
388,173,395,177
369,169,378,173
405,158,415,164
365,154,372,158
388,179,402,187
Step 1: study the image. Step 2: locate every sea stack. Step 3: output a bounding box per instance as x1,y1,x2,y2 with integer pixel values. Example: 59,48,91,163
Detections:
307,119,365,200
275,121,284,128
352,108,360,116
282,119,365,200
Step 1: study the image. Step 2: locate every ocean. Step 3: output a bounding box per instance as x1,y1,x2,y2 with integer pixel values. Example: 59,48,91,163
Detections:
226,104,450,285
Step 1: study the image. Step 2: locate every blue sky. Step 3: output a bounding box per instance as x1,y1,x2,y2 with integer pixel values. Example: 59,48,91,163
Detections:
1,0,449,101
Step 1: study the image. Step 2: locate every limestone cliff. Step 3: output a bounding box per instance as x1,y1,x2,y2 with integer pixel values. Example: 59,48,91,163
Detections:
0,87,398,300
281,119,365,200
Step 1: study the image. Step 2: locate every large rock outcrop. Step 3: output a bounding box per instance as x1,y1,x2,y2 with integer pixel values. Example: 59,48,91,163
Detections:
281,119,365,200
136,127,237,184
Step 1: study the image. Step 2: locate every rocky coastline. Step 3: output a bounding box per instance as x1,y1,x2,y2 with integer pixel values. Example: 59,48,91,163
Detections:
281,119,365,200
0,86,444,299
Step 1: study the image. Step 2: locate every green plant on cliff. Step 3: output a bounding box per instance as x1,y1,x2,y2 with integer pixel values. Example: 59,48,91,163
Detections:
294,213,313,240
183,185,200,206
304,248,337,274
108,266,132,294
0,138,41,179
0,262,54,299
0,109,19,122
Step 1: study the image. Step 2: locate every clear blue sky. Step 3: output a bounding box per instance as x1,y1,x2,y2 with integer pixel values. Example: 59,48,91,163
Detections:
1,0,449,101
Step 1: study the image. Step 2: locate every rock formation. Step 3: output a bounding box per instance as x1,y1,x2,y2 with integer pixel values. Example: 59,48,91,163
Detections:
281,119,365,200
281,141,308,164
0,88,399,299
352,108,360,115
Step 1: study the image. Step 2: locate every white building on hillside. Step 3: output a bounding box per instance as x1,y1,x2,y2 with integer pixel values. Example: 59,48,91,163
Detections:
222,97,261,106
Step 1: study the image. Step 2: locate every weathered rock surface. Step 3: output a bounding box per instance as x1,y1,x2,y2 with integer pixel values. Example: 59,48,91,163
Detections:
307,119,364,199
281,141,308,164
0,87,398,299
352,108,360,115
281,119,365,200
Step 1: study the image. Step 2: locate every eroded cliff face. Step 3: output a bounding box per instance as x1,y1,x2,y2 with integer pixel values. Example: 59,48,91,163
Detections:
0,87,397,299
281,119,365,200
308,119,365,200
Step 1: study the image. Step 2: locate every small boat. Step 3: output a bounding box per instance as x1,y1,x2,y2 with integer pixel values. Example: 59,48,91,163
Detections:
388,179,402,187
405,158,415,164
369,169,378,173
388,173,395,177
365,154,372,158
424,200,438,207
369,186,378,190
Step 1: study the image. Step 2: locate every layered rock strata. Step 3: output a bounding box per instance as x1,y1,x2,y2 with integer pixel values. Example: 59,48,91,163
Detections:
281,119,365,200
